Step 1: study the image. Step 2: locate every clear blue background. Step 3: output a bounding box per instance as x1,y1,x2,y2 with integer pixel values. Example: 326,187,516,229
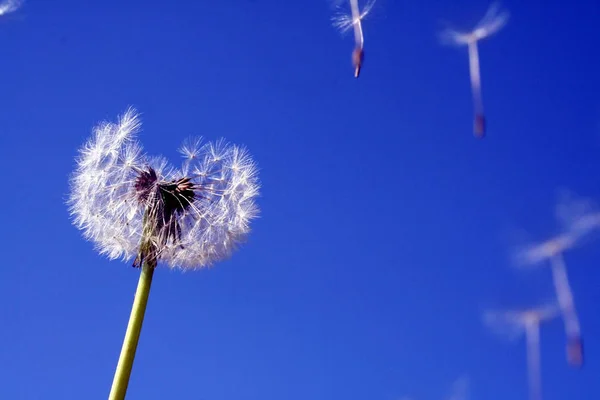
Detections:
1,0,600,399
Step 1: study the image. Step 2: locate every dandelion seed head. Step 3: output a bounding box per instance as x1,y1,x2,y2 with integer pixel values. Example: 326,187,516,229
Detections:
439,29,473,46
516,233,576,266
440,3,509,46
0,0,23,16
484,303,559,341
68,108,260,270
331,0,376,35
513,192,600,268
179,137,205,175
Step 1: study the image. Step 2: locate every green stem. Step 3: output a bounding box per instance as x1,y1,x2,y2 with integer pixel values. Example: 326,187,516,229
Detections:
108,262,155,400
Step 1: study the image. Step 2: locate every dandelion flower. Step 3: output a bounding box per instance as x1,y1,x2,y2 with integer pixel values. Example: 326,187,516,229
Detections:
0,0,23,16
332,0,376,78
68,108,260,399
513,192,600,369
440,3,509,138
484,304,559,400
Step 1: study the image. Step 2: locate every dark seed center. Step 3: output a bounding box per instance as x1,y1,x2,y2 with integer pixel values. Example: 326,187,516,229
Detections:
132,167,197,268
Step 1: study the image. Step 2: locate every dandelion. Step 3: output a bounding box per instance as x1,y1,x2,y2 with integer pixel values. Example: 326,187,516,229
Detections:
0,0,23,16
440,3,509,138
332,0,376,78
513,192,600,369
68,108,260,399
484,304,559,400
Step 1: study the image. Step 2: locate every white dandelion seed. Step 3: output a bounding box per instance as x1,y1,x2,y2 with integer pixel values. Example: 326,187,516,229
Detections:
513,192,600,369
332,0,376,78
0,0,23,16
67,108,260,399
440,3,509,138
484,304,559,400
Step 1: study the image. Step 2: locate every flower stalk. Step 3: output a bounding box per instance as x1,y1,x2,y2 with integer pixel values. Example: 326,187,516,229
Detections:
108,261,155,400
109,198,164,399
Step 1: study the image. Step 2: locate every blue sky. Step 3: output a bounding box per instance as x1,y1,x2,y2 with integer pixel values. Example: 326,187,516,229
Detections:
1,0,600,399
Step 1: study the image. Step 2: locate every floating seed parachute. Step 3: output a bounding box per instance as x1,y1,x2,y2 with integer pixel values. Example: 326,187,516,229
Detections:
485,304,559,400
440,3,509,138
332,0,376,78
